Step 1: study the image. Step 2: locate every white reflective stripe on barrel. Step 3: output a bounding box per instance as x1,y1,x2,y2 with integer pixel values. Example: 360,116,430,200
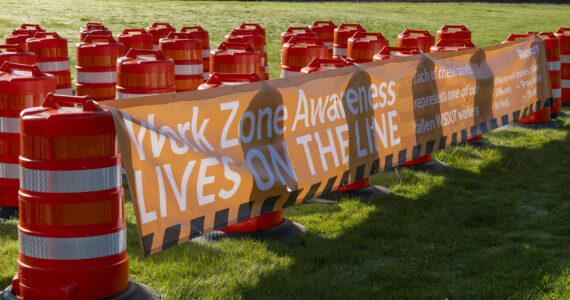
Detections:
175,64,203,76
560,55,570,64
36,60,70,72
202,49,210,59
333,47,347,57
553,88,561,98
203,72,209,80
220,81,248,86
116,91,173,99
76,71,117,84
20,165,121,193
263,45,267,52
324,42,333,50
0,117,19,133
280,69,300,78
19,229,126,260
261,57,265,66
562,80,570,88
0,162,19,179
547,61,561,71
55,87,73,95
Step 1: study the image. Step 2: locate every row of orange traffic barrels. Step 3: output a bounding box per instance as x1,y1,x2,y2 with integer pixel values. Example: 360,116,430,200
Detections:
79,22,211,79
279,22,471,77
116,22,270,98
2,22,272,99
5,22,568,108
278,23,567,179
280,23,568,115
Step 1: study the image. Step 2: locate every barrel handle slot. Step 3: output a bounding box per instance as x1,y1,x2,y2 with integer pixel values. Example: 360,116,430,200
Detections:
0,61,44,77
42,94,99,112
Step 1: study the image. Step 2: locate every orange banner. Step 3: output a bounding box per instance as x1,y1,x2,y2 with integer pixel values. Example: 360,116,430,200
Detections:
102,37,552,256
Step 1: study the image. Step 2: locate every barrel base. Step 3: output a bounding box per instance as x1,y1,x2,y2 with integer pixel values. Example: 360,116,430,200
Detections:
562,102,570,107
308,185,391,203
0,207,18,221
105,280,160,300
505,120,560,130
395,158,447,173
552,111,568,118
193,218,305,243
464,137,497,149
2,281,160,300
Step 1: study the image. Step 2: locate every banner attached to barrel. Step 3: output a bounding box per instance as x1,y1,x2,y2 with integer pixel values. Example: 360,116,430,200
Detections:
102,37,552,256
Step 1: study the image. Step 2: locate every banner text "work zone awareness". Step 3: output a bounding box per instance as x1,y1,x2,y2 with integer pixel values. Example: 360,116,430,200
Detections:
123,79,401,224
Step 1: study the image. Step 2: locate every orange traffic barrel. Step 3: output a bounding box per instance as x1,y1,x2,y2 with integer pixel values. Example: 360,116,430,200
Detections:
116,48,175,99
372,46,421,61
281,27,314,48
146,22,176,50
75,35,123,100
238,23,266,41
196,72,285,233
334,178,372,194
159,32,204,92
225,29,269,80
347,31,389,63
309,21,336,58
528,32,562,116
281,36,327,78
0,45,35,65
555,28,570,104
300,57,353,74
5,24,46,49
181,26,210,80
429,39,476,52
397,29,435,54
502,34,552,125
235,24,267,78
210,41,262,78
0,62,55,219
333,23,366,59
281,32,317,49
79,22,112,41
116,29,153,55
198,72,260,89
26,32,72,95
80,22,103,29
221,209,285,233
10,94,127,299
436,24,471,42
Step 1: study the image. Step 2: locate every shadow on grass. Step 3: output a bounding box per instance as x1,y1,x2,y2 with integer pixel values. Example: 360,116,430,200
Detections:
238,121,570,298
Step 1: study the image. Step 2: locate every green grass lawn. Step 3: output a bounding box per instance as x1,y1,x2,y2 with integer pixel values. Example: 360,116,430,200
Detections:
1,1,570,299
